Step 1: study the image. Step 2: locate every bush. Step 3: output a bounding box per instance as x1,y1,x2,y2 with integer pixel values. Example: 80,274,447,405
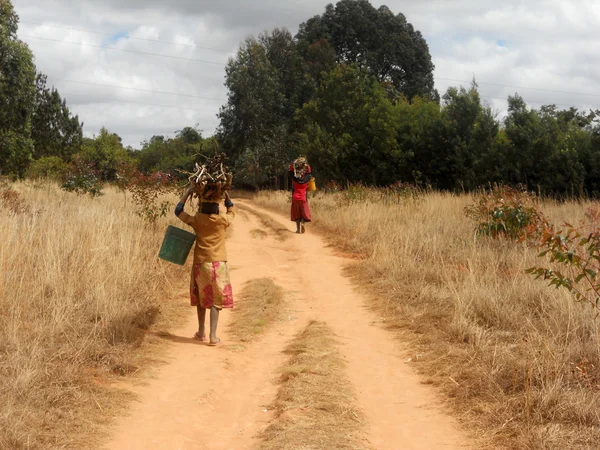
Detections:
465,185,549,241
26,156,69,180
0,186,30,214
116,163,178,224
61,155,103,197
527,213,600,313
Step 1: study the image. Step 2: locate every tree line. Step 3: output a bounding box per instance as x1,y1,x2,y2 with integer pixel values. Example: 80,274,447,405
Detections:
3,0,600,197
218,0,600,196
0,0,219,185
0,0,83,178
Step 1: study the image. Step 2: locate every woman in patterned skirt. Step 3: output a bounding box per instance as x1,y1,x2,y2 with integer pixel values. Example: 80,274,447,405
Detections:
175,187,235,346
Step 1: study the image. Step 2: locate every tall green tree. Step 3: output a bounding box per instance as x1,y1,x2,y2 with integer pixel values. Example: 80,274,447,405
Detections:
502,97,587,195
441,82,499,190
31,73,83,161
296,0,436,99
217,36,287,158
296,64,400,184
218,30,302,186
0,0,36,176
395,96,445,185
78,128,131,181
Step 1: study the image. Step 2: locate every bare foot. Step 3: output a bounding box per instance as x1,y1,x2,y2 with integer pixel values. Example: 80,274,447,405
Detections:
208,338,222,347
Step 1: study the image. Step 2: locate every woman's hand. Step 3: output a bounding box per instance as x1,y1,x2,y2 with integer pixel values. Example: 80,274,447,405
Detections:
224,191,234,208
179,185,195,203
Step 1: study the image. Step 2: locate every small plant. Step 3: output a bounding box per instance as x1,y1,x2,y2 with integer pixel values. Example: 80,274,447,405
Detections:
465,185,549,241
118,166,178,224
337,183,371,206
26,156,69,181
527,220,600,313
61,156,103,197
321,180,343,193
0,187,30,215
378,181,422,205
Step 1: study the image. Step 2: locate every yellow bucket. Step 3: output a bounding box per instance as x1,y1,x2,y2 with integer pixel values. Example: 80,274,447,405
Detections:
307,177,317,192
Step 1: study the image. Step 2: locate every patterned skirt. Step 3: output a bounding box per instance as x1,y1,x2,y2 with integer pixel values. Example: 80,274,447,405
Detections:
189,262,234,309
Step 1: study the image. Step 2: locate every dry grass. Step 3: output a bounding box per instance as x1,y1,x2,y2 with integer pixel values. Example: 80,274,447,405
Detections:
237,202,290,241
254,190,600,449
250,229,268,239
230,189,257,200
229,278,285,342
0,181,187,449
259,321,368,450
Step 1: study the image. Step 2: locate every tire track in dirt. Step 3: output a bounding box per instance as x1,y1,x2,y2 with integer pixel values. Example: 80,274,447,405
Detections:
104,211,307,450
238,201,473,450
103,202,472,449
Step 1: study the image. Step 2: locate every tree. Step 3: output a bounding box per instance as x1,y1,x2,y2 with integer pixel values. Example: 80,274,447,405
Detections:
440,81,499,190
296,0,436,99
0,0,36,177
503,96,587,195
218,30,305,187
31,73,83,161
395,96,445,186
175,126,202,145
78,128,131,181
217,37,287,159
296,64,400,184
133,127,224,180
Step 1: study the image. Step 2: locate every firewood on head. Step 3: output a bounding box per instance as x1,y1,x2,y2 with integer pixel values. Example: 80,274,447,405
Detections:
187,153,233,201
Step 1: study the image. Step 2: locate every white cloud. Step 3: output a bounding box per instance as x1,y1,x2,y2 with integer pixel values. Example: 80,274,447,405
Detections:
12,0,600,147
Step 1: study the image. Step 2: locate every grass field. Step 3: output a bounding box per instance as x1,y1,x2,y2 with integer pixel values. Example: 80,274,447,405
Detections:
4,179,600,449
253,189,600,449
0,181,187,449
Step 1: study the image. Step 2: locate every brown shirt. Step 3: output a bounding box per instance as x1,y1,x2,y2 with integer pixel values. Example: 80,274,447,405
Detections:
177,206,235,263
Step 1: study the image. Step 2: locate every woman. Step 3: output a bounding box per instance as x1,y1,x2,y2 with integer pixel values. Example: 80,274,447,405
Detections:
175,186,235,346
289,157,313,234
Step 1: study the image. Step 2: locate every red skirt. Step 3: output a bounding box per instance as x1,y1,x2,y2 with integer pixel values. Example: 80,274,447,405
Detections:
291,200,312,222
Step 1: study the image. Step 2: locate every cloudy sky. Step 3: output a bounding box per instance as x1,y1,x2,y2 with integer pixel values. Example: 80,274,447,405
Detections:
13,0,600,147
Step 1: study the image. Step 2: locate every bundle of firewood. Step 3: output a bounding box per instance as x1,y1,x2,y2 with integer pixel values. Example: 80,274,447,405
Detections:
292,157,309,178
187,153,233,202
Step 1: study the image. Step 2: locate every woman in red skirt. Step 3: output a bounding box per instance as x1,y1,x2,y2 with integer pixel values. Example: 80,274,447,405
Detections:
289,157,313,234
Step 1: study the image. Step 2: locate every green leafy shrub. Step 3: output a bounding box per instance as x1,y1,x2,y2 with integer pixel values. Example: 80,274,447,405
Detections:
61,155,103,197
465,185,549,240
527,219,600,313
26,156,69,180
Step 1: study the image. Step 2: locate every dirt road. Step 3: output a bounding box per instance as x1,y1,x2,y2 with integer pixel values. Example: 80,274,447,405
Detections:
104,202,471,450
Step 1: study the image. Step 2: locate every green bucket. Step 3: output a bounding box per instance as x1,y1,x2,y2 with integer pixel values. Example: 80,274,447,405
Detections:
158,225,196,266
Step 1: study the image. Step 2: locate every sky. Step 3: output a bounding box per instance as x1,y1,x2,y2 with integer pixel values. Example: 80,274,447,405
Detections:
13,0,600,148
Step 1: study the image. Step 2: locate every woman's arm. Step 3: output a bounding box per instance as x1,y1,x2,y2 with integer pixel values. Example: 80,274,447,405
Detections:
175,186,194,217
223,191,236,226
